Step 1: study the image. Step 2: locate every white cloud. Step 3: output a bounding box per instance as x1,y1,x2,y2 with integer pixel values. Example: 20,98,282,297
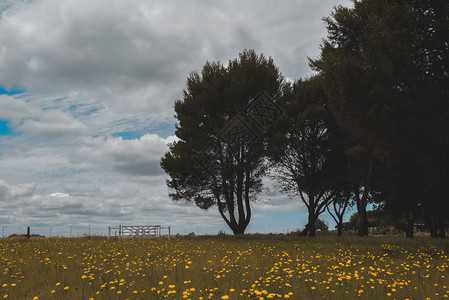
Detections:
0,180,35,202
0,95,87,137
0,0,258,113
0,94,39,121
72,134,176,176
18,110,87,137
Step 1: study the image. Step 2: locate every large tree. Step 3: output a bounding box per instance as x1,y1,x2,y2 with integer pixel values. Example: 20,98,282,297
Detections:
161,49,290,235
268,76,344,237
311,0,449,237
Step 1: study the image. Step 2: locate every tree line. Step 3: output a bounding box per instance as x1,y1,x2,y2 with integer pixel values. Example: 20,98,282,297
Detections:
161,0,449,238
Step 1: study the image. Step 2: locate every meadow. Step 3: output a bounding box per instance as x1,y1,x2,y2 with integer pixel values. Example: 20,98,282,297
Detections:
1,235,449,299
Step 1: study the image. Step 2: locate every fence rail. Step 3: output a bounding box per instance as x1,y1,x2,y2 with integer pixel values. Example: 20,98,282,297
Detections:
107,225,171,239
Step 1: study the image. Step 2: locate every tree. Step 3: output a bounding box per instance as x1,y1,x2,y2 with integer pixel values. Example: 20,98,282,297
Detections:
348,144,377,237
268,76,343,237
376,158,423,238
344,210,392,232
327,190,352,236
315,218,329,232
161,49,290,235
311,0,449,237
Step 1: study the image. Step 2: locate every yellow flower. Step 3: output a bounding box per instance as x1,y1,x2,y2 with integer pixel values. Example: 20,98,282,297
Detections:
64,286,69,290
56,282,61,286
221,296,229,300
33,297,38,300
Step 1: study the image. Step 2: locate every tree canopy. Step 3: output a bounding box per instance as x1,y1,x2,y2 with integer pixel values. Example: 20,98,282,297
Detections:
161,49,290,235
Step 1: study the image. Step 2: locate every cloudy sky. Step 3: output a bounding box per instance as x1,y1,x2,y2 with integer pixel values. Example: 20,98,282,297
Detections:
0,0,353,237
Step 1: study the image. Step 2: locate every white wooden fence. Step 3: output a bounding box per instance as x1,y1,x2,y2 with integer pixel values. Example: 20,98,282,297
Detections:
107,225,171,239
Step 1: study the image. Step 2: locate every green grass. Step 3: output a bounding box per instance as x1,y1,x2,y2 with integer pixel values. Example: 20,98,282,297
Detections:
1,235,449,299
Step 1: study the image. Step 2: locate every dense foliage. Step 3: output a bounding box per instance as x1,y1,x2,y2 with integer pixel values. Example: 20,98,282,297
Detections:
311,0,449,237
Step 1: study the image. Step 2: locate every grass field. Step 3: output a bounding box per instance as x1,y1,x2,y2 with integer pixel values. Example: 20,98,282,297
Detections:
1,235,449,299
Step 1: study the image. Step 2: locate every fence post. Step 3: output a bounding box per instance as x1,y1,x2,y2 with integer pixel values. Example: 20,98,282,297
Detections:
168,226,171,239
27,227,30,239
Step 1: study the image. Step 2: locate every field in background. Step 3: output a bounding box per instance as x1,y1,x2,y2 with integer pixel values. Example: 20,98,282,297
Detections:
1,235,449,299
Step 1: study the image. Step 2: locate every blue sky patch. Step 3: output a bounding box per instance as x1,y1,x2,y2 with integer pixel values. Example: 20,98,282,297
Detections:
112,123,175,140
0,120,14,136
0,86,25,95
112,131,144,140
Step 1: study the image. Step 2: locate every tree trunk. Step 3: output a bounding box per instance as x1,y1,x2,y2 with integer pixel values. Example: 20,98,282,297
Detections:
307,208,317,237
327,198,348,237
217,198,249,236
308,223,317,237
430,226,438,238
356,152,374,237
231,224,246,235
218,157,252,236
404,223,414,238
357,200,368,237
421,210,439,238
438,226,446,238
437,212,446,238
337,220,343,236
404,213,414,239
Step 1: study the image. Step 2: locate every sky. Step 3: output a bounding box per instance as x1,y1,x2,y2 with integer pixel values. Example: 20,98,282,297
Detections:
0,0,354,237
